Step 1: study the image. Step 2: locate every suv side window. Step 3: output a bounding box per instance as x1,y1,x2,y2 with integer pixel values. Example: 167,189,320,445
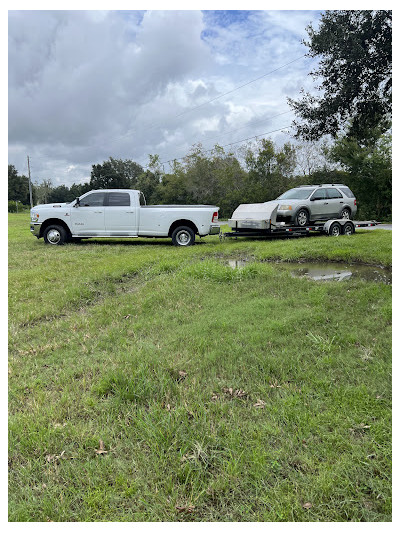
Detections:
80,192,106,207
327,188,343,199
310,188,327,200
107,192,130,206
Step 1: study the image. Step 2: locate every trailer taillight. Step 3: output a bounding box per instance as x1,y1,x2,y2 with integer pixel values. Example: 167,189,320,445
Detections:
212,211,218,223
354,199,357,206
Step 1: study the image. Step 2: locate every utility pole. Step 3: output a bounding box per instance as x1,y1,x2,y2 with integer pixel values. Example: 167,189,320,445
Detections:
27,155,33,208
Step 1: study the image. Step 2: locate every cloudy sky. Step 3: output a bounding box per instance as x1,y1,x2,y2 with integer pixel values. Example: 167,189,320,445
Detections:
8,8,323,187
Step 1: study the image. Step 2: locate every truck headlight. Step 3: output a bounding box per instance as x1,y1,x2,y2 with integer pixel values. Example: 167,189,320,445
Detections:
279,205,292,211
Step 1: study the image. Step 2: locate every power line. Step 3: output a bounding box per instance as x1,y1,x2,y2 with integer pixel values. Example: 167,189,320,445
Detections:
104,54,307,148
157,124,294,167
174,54,306,118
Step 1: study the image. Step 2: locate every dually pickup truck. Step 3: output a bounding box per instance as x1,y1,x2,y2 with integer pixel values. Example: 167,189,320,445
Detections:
30,189,220,246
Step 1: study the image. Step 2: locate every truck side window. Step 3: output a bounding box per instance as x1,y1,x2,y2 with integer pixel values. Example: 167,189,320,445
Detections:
80,192,106,207
107,192,130,206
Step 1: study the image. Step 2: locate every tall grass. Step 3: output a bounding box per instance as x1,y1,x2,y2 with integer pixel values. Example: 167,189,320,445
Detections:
9,213,391,521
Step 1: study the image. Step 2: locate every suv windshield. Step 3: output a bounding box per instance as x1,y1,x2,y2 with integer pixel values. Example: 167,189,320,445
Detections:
277,188,313,200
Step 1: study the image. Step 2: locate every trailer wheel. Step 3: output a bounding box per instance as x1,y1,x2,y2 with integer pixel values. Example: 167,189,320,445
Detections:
295,209,309,227
329,222,341,237
43,224,67,245
171,226,195,246
343,222,355,235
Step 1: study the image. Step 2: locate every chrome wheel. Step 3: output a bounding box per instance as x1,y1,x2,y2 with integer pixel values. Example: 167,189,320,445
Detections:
43,224,67,245
47,228,61,244
176,230,191,245
296,209,309,227
343,222,354,235
330,223,341,237
171,226,195,246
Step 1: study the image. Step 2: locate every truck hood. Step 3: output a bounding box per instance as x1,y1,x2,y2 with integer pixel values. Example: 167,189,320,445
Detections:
33,202,69,209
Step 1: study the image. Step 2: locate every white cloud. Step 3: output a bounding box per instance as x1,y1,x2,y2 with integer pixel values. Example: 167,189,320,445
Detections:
8,9,322,186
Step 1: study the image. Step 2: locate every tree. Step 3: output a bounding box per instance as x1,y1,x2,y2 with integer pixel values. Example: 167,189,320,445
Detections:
8,165,31,204
329,131,391,220
34,179,53,205
289,10,392,143
244,139,296,202
89,157,143,189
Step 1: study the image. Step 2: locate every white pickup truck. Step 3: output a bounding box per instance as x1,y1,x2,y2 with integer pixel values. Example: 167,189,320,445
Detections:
30,189,220,246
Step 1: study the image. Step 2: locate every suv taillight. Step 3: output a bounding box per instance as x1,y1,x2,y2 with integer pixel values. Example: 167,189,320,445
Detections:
212,211,218,223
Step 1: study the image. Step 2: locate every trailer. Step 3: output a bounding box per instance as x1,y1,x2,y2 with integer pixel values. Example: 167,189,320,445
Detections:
221,203,378,240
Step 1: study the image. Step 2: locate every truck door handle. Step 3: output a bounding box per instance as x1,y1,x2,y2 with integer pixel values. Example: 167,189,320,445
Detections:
340,201,343,203
126,211,134,213
324,202,329,205
94,211,102,213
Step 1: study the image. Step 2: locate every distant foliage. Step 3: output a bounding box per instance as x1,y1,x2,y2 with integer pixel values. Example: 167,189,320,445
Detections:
8,133,391,220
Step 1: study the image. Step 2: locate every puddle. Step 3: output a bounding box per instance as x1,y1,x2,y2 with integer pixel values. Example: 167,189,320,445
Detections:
227,259,251,269
226,258,391,284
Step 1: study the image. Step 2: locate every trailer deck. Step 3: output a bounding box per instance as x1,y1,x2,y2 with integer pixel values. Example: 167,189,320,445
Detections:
221,219,378,240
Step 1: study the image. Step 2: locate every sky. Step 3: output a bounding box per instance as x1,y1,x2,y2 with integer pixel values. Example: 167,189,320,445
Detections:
8,8,324,187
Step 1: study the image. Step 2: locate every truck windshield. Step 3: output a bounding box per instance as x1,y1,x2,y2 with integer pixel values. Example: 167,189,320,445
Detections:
277,189,313,200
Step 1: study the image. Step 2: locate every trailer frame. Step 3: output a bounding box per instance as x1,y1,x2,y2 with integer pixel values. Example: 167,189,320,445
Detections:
220,219,378,240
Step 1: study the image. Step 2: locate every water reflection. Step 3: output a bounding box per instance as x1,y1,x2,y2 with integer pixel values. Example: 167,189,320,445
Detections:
226,259,391,284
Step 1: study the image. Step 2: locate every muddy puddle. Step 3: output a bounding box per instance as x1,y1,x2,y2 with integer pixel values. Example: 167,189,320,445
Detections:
226,259,391,284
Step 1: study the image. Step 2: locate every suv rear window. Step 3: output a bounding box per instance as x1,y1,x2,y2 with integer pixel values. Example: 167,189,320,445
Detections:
338,187,355,198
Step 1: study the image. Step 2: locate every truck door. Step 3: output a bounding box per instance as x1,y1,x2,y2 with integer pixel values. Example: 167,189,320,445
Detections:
104,191,139,235
70,191,106,235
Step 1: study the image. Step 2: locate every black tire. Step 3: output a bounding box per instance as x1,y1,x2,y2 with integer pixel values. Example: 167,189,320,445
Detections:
329,222,341,237
295,208,309,227
171,226,195,246
43,224,67,245
343,221,355,235
340,207,351,220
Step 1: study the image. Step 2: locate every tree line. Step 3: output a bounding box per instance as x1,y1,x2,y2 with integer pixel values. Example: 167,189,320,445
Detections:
8,133,391,221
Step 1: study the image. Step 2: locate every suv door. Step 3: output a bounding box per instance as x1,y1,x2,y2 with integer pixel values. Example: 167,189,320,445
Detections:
104,192,139,235
70,192,106,235
309,188,330,219
326,187,344,217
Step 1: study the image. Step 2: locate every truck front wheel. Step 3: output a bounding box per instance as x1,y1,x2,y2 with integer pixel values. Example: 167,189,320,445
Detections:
171,226,195,246
43,224,67,245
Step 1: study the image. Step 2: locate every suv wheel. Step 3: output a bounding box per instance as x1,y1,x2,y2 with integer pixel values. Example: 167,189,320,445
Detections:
295,209,309,227
340,207,351,219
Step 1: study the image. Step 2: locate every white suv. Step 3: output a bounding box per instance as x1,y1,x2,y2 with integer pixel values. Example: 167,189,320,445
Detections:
275,184,357,226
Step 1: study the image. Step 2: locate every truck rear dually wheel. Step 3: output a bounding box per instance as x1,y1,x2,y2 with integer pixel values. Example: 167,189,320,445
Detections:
171,226,195,246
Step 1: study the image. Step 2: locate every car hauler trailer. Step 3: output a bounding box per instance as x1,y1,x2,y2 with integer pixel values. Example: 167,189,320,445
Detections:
221,203,378,240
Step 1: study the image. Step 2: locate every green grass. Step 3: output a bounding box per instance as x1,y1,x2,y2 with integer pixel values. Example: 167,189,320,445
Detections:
9,213,392,521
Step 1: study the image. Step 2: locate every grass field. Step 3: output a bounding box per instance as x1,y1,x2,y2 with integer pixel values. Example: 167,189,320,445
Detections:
8,213,392,522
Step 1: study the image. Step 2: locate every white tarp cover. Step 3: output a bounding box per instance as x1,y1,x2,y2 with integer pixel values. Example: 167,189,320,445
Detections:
230,201,279,221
